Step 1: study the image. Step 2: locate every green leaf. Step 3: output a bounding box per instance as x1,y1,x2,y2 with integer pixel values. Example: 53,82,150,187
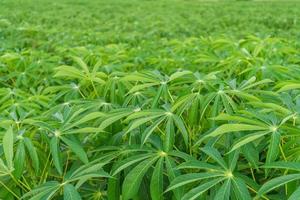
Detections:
64,184,82,200
202,147,227,169
141,117,165,144
0,158,10,176
288,186,300,200
13,140,25,178
50,137,63,175
72,56,90,74
164,117,175,152
228,150,240,171
71,112,104,127
99,110,132,130
278,83,300,92
166,172,223,192
66,127,102,134
22,181,60,200
122,156,158,200
172,114,189,148
126,115,163,134
177,160,222,171
241,143,259,169
214,179,231,200
67,159,110,183
263,162,300,171
213,113,266,126
169,71,192,81
111,153,153,176
229,131,270,152
204,124,267,139
266,132,280,164
258,174,300,196
232,177,252,200
55,65,85,79
150,157,164,200
61,136,89,164
128,82,159,94
151,85,164,108
24,137,40,172
107,173,120,200
165,157,184,200
3,127,14,170
182,178,225,200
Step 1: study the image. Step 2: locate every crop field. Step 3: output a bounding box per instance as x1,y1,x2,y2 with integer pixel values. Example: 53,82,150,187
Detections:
1,0,300,199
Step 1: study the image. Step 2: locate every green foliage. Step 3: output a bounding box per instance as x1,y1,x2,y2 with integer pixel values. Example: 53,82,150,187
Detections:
1,0,300,199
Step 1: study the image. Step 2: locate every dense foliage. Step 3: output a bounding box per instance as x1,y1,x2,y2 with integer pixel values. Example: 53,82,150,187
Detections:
1,0,300,199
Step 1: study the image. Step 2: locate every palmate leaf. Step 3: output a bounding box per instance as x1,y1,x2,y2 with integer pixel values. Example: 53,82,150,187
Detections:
170,148,251,199
125,110,189,147
4,3,300,199
109,147,189,200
